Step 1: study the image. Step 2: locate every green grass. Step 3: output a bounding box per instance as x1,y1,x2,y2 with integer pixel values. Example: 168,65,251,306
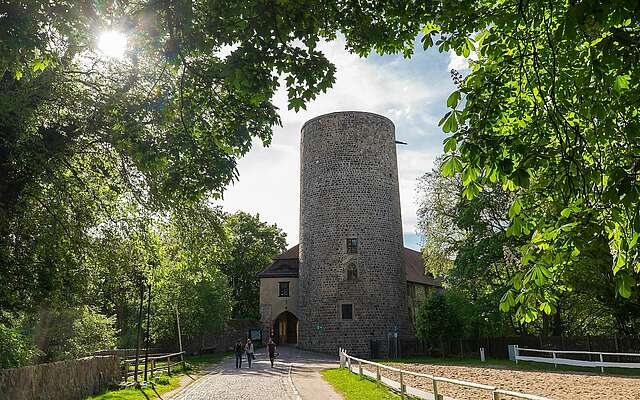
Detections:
321,368,408,400
185,351,232,370
86,375,181,400
86,352,231,400
378,356,640,377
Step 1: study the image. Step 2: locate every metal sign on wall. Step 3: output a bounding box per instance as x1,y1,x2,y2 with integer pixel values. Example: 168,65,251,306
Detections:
249,328,262,342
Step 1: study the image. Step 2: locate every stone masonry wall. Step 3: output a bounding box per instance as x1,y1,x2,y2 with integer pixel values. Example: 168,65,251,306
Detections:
188,319,261,353
298,111,410,357
0,356,120,400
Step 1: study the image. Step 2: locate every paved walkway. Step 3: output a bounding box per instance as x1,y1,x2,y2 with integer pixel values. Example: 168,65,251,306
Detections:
287,348,343,400
171,346,342,400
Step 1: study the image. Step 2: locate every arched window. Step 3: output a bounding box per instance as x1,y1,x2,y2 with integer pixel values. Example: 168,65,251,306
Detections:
346,264,358,281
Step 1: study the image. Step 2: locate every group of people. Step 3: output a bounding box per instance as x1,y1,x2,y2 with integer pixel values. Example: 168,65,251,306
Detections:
234,337,278,368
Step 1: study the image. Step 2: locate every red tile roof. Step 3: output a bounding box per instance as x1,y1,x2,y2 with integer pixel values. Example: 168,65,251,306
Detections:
274,244,300,260
258,244,442,287
403,247,441,286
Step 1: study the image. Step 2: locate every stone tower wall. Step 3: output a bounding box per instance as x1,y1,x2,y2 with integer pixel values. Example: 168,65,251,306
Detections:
298,111,409,357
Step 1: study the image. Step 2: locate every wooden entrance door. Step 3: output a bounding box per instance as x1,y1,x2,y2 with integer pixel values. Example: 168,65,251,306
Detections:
279,318,288,344
273,311,298,345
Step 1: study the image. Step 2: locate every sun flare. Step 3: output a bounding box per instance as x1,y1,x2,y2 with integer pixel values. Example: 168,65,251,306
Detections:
97,30,127,59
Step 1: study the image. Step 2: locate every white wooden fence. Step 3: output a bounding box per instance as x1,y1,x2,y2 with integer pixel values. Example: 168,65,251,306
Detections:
339,348,551,400
514,346,640,373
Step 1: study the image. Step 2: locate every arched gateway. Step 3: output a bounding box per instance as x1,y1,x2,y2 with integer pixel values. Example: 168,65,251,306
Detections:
273,311,298,345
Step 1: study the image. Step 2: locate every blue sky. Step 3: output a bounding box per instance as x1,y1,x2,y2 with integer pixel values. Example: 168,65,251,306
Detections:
220,37,467,250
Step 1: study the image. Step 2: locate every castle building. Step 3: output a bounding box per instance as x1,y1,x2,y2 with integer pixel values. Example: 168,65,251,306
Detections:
258,111,441,357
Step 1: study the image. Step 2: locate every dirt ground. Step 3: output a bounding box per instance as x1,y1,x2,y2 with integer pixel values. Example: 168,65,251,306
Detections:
370,363,640,400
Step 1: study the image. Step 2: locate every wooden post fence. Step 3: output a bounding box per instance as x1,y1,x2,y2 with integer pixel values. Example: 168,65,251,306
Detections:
339,348,550,400
121,351,186,381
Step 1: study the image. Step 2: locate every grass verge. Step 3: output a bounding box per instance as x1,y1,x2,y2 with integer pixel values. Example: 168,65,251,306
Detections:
321,368,407,400
86,374,181,400
87,352,231,399
185,351,232,370
377,356,640,377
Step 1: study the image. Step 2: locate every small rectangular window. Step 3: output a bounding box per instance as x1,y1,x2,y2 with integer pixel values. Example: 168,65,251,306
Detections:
278,282,290,297
341,303,353,320
346,238,358,254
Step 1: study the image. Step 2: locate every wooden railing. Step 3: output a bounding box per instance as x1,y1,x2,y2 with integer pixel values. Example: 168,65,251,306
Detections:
515,346,640,373
339,348,551,400
122,351,185,380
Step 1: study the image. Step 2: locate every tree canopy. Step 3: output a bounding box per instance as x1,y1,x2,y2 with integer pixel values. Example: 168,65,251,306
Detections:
2,0,639,363
222,212,287,319
333,0,640,321
416,291,463,345
418,158,640,336
1,0,334,313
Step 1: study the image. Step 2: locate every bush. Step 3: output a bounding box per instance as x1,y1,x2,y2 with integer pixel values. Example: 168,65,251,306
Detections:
67,307,118,358
0,314,42,368
30,306,118,362
416,291,463,345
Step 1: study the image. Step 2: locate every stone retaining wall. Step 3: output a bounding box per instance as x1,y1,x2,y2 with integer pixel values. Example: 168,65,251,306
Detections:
184,319,261,353
0,355,119,400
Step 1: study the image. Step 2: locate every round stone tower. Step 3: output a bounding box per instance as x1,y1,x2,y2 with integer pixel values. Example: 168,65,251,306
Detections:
298,111,409,356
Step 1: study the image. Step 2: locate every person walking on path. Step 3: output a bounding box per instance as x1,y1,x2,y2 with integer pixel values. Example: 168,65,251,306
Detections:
267,338,277,368
234,341,244,369
245,339,254,368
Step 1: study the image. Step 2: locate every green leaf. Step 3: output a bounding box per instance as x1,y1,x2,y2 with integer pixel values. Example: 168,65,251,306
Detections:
511,168,530,188
613,74,630,94
475,29,490,50
462,181,482,200
422,34,433,50
442,112,458,133
441,156,463,176
438,111,451,127
499,290,515,312
461,38,474,57
532,266,548,285
570,247,581,259
14,70,22,80
521,251,534,266
507,217,523,237
288,98,306,111
539,302,552,314
443,136,457,153
488,167,499,183
617,275,635,298
508,197,522,218
629,232,640,250
32,59,48,73
447,91,461,108
422,22,441,35
462,166,478,185
614,252,626,275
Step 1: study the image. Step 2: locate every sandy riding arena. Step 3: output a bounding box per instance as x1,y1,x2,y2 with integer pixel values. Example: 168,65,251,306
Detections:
378,363,640,399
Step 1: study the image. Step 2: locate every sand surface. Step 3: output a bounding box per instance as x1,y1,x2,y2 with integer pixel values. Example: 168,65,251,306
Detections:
365,363,640,400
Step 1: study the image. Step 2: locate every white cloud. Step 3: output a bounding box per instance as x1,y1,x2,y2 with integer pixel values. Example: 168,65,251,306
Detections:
221,37,452,249
447,49,478,72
